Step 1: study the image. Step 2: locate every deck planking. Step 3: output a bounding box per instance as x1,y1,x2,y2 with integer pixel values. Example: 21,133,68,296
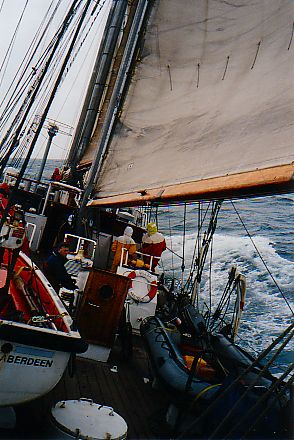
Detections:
1,336,171,439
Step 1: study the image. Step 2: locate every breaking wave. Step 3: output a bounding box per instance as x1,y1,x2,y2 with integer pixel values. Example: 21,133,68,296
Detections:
161,230,294,362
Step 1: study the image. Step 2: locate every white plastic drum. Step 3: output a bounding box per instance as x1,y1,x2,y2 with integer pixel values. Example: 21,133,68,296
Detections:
51,399,128,439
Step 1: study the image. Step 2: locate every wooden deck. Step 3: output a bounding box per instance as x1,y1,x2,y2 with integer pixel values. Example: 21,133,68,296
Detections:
1,337,172,439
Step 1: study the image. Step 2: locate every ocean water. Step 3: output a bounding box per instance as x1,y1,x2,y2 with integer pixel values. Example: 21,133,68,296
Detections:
27,159,294,372
157,199,293,378
24,158,65,182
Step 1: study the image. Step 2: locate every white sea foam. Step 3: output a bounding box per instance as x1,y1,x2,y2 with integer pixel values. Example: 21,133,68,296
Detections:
161,232,294,353
163,232,294,288
277,194,294,202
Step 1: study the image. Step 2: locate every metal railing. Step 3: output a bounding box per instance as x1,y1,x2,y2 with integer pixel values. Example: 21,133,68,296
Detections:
64,233,96,260
119,247,160,271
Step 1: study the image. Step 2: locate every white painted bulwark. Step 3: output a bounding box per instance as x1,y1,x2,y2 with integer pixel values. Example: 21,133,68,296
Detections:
0,340,70,406
0,252,87,406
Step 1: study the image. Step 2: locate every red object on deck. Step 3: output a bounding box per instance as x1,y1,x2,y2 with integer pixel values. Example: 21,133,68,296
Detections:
0,250,68,331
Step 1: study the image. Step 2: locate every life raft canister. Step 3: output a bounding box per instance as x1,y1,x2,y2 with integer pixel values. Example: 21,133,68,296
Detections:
127,270,157,303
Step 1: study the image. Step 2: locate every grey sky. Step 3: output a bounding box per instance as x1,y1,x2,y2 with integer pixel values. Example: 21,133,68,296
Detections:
0,0,110,160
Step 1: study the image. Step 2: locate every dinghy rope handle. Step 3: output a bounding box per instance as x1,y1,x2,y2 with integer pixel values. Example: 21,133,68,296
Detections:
127,270,157,303
15,266,32,276
192,383,222,404
31,312,68,323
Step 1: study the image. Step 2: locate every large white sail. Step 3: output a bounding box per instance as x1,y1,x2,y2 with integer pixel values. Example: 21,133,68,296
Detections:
88,0,294,206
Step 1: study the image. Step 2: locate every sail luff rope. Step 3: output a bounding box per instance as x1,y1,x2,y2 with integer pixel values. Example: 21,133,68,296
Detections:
80,0,149,204
66,0,120,167
231,200,294,316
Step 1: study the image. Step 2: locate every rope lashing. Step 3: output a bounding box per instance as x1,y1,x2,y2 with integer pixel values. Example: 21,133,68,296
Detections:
288,21,294,50
167,64,172,91
31,312,68,323
251,40,261,69
222,55,230,80
196,62,200,88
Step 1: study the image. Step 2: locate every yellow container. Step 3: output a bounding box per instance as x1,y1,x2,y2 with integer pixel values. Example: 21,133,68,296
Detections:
183,356,216,381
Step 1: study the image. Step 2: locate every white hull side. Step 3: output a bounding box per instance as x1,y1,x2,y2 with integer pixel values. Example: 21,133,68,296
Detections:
0,339,70,406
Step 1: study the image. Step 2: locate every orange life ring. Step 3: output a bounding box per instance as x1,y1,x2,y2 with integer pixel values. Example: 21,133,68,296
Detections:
127,270,157,303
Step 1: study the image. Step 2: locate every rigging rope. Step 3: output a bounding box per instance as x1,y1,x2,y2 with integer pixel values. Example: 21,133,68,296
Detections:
0,0,86,170
0,3,65,129
180,203,186,291
231,200,294,316
184,201,211,294
210,328,293,439
240,370,293,440
210,267,236,330
167,206,175,279
0,38,59,162
191,201,222,305
66,0,108,72
208,233,213,319
0,0,29,89
0,39,55,134
176,320,294,439
0,0,4,15
0,0,89,230
0,0,59,120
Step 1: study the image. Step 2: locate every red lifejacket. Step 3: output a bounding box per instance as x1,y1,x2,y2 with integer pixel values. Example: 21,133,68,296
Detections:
141,232,166,269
